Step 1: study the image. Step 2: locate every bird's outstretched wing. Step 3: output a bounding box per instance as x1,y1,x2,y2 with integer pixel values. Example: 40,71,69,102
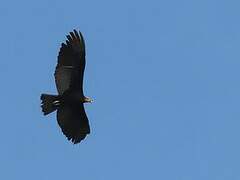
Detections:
54,30,86,95
57,103,90,144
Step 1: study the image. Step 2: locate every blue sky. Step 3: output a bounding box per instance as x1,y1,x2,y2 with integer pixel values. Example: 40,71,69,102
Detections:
1,0,240,179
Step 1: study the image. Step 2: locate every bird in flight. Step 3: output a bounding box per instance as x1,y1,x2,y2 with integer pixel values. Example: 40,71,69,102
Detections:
40,29,93,144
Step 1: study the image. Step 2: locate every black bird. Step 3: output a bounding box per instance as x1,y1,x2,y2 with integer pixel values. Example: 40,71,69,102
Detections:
40,30,93,144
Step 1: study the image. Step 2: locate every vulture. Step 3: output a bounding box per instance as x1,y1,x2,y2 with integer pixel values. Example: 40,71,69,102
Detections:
40,29,93,144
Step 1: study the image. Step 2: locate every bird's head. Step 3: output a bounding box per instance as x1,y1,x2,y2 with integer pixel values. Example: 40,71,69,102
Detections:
84,96,93,103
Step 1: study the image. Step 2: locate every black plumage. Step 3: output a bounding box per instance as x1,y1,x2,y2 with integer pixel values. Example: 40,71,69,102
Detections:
40,30,92,144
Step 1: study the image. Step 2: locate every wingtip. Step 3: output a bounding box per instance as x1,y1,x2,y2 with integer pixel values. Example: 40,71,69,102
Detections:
66,35,72,41
73,29,78,34
66,134,87,144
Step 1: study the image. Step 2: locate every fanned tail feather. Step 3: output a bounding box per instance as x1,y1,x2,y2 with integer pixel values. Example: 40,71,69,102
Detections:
40,94,60,115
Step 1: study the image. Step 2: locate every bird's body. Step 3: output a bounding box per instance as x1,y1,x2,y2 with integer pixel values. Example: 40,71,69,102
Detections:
40,30,92,144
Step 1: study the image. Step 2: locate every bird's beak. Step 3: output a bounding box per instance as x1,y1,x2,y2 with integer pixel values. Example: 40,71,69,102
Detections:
85,97,93,103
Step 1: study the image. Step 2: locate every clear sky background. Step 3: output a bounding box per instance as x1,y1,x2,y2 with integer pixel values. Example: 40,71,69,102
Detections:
1,0,240,179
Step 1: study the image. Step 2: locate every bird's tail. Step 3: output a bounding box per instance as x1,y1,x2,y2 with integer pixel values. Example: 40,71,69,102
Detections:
40,94,60,115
